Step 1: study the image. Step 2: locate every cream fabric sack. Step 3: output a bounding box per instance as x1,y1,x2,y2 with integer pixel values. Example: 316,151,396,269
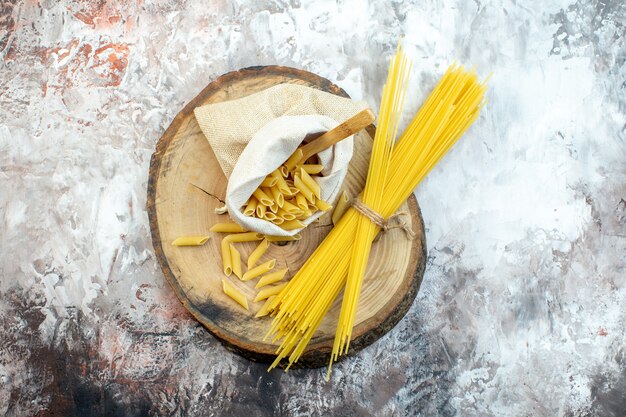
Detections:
194,84,368,236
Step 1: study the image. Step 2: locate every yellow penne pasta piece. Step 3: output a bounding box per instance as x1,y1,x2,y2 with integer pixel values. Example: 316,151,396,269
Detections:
268,203,279,214
274,175,290,195
294,175,316,203
254,282,287,302
331,191,350,225
280,219,305,231
281,200,302,214
253,188,273,206
280,165,289,177
315,198,332,212
264,233,301,242
248,238,270,269
221,232,262,276
277,209,296,221
242,259,276,281
260,176,278,187
301,164,324,174
284,148,304,172
271,217,285,225
244,197,258,216
296,209,313,219
210,223,247,233
255,296,276,318
171,236,209,246
256,204,266,218
299,168,321,199
255,268,289,289
270,169,282,180
224,232,263,243
220,237,232,276
289,187,300,195
230,244,243,279
295,193,308,210
264,212,278,221
270,187,285,207
261,187,276,204
222,279,248,310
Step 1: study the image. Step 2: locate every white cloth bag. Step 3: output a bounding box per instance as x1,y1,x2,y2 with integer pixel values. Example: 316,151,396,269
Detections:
227,115,352,236
194,84,368,236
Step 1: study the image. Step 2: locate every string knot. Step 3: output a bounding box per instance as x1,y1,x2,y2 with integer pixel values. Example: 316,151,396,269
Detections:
351,199,416,240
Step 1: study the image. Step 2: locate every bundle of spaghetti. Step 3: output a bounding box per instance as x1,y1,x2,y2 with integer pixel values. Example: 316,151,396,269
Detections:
265,61,488,372
332,45,410,368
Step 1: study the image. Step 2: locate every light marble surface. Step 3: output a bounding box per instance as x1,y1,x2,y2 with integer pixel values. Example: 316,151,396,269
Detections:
1,0,625,416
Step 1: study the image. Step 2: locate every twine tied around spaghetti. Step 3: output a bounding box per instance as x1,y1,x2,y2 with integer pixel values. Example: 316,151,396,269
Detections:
351,198,417,241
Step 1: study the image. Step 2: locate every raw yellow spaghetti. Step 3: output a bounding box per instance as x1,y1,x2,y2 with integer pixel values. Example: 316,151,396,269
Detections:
332,44,411,372
264,51,488,374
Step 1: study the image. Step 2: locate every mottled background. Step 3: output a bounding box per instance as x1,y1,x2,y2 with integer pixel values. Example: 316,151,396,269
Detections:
1,0,625,416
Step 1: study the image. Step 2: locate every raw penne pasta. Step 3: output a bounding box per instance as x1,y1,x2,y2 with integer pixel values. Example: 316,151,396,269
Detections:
242,259,276,281
222,279,248,310
295,193,308,210
283,148,304,171
270,169,283,180
224,232,263,243
220,238,233,276
172,236,209,246
274,175,290,195
299,168,321,199
221,232,262,276
248,238,270,269
254,282,287,302
331,191,350,225
264,233,301,242
244,197,258,216
210,223,247,233
315,198,332,212
264,212,278,221
253,188,273,206
242,145,331,229
230,244,243,279
294,175,316,203
281,200,302,214
255,268,288,289
301,164,324,174
255,296,276,318
256,203,267,217
277,209,296,221
280,219,305,230
270,187,284,207
260,176,278,187
297,209,313,219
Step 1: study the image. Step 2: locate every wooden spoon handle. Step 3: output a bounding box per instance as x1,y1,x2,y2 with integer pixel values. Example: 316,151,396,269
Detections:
300,108,375,161
284,108,376,170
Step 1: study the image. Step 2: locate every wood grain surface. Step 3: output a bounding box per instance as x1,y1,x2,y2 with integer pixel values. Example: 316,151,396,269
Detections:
147,66,427,368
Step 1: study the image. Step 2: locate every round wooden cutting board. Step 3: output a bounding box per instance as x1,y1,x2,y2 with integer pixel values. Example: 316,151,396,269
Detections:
147,66,427,368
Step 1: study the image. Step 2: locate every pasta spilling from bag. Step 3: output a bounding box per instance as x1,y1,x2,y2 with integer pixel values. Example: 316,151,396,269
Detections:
264,47,488,375
241,158,333,230
202,223,296,315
